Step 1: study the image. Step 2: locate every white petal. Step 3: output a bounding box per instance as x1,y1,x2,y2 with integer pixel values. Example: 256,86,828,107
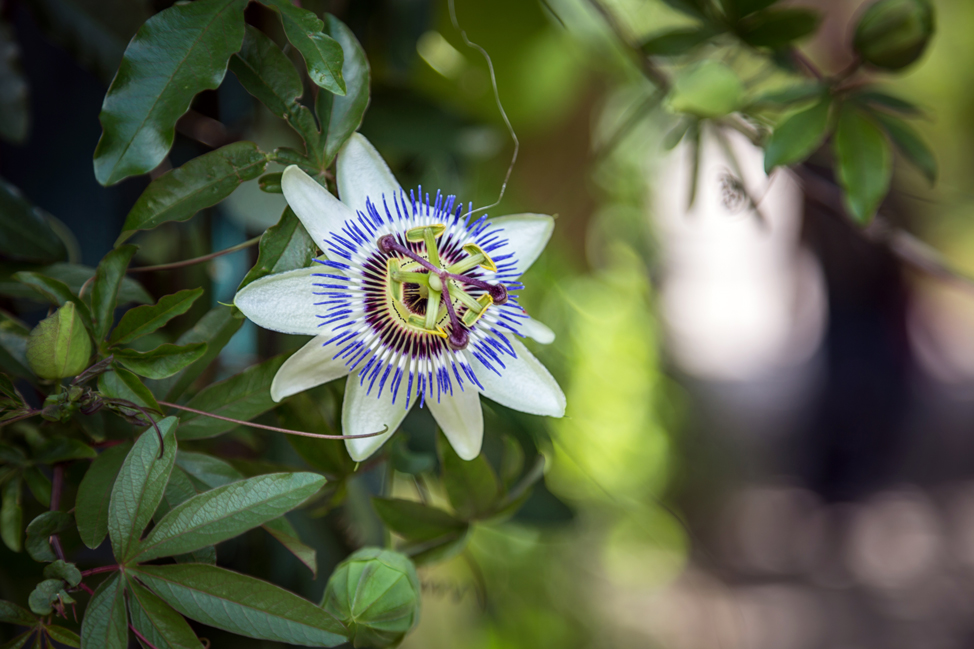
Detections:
341,372,412,461
336,133,403,217
469,339,565,417
428,387,483,460
521,317,555,345
234,267,323,336
485,213,554,278
270,335,351,402
281,165,357,247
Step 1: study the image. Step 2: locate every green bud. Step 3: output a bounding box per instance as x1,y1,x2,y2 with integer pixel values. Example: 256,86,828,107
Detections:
26,302,91,379
667,61,744,118
321,548,421,648
854,0,934,70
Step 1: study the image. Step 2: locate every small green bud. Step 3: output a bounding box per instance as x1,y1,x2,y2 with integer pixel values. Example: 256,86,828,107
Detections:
321,548,421,648
854,0,934,70
26,302,91,379
667,61,744,118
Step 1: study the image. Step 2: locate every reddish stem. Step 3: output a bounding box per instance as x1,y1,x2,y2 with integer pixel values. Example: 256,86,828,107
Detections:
80,566,119,578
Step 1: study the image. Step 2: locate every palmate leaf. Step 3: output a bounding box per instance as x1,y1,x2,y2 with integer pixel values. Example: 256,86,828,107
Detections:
238,208,316,289
79,574,127,649
77,445,128,547
126,578,204,649
132,564,347,646
109,288,204,347
107,417,178,563
134,472,324,562
259,0,345,96
93,0,248,185
316,14,371,165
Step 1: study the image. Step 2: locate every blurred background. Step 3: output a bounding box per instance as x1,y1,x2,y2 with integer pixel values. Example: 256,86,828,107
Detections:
4,0,974,647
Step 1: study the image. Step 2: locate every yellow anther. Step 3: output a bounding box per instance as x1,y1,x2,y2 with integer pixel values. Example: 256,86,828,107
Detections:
448,243,497,273
461,293,493,327
407,315,448,338
405,223,446,242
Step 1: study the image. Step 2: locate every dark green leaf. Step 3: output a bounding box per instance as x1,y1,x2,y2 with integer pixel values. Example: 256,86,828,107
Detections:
175,451,243,490
33,437,97,464
0,178,67,263
748,82,824,107
174,545,216,565
738,8,820,48
660,0,708,19
109,288,203,346
263,517,317,577
732,0,779,17
763,97,831,172
316,14,370,165
154,466,197,522
107,417,178,562
28,579,70,615
45,626,80,648
1,476,22,551
74,444,129,549
239,208,316,289
500,436,525,487
372,498,466,542
0,314,31,378
117,142,268,243
13,272,92,332
854,89,922,115
388,436,434,476
873,111,937,184
438,431,500,520
148,306,244,402
0,263,150,305
229,25,318,146
402,528,469,566
79,574,127,649
833,106,893,224
0,600,36,626
98,368,162,414
0,632,31,649
93,0,248,185
258,172,283,193
177,355,287,440
21,467,51,508
91,245,137,341
25,511,72,562
259,0,345,96
133,564,346,646
114,343,207,380
0,23,29,144
640,26,720,56
127,578,204,649
135,472,325,562
43,560,82,587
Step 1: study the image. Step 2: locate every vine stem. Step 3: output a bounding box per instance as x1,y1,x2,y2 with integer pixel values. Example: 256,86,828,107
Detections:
80,566,119,578
127,236,260,273
130,624,160,649
157,401,387,440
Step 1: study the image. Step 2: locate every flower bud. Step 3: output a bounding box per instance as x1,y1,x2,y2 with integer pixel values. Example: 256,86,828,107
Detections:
321,548,421,648
854,0,934,70
26,302,91,379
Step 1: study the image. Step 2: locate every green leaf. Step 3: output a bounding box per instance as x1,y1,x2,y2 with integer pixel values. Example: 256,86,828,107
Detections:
43,560,82,587
0,22,28,144
738,8,820,48
833,105,893,224
109,288,204,347
854,89,922,115
14,273,92,332
239,208,316,289
0,315,31,378
98,368,162,414
258,172,284,193
79,574,127,649
0,476,22,552
132,564,347,646
263,517,317,577
176,355,287,440
259,0,345,96
0,632,31,649
127,578,204,649
76,443,131,549
640,26,720,56
748,82,824,107
24,511,72,562
33,437,97,464
0,178,67,263
93,0,248,185
372,498,466,542
0,600,36,626
732,0,780,17
175,451,244,490
107,417,178,563
148,306,244,402
873,111,937,184
114,343,207,380
22,467,51,508
134,472,325,562
438,431,500,520
316,14,370,165
45,626,80,648
500,435,525,487
117,143,268,243
229,25,318,146
153,466,197,522
763,97,832,172
91,245,137,341
0,263,150,305
28,579,70,615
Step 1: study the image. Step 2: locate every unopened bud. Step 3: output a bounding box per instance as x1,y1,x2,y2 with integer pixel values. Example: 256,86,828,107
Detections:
854,0,934,70
26,302,91,379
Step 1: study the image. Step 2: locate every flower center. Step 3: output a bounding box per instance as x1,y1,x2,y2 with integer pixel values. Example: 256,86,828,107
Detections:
378,226,507,351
